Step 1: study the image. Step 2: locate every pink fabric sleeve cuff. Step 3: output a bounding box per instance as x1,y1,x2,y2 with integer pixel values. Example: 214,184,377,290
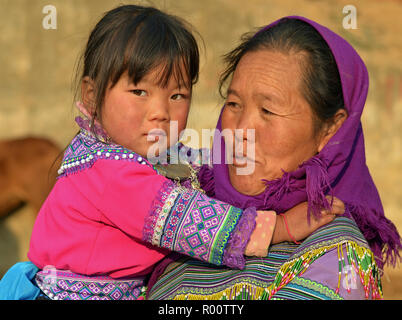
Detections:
244,210,277,257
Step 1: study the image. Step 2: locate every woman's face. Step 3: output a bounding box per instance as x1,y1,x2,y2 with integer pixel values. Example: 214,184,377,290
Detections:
222,49,324,196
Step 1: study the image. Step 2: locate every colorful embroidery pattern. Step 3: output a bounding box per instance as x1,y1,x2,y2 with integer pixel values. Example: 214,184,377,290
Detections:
143,180,178,245
58,129,149,177
151,186,186,247
35,269,146,300
145,184,243,266
280,276,342,300
148,217,382,300
148,243,296,300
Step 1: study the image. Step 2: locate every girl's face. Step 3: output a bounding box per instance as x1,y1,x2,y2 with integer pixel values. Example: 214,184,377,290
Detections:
99,65,191,157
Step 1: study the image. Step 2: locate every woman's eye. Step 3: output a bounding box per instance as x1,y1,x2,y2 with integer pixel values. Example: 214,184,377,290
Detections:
261,107,273,115
226,101,239,108
131,89,147,97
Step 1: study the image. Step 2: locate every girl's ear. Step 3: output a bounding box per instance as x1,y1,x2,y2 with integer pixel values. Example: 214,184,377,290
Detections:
81,76,96,117
317,109,348,152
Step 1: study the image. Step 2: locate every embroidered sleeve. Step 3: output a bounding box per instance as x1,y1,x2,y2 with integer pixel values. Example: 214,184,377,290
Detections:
143,180,257,269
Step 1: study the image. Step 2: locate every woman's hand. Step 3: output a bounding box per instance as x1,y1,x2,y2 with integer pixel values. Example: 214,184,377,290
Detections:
272,196,345,244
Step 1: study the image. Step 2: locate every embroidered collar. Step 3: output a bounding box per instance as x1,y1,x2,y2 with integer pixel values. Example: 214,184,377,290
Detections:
57,117,150,177
57,116,209,180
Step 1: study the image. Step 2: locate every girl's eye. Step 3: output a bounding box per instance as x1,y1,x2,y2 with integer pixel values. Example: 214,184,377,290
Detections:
171,93,187,101
131,89,147,97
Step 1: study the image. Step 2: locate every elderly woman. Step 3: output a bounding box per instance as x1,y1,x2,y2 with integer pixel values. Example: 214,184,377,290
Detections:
147,16,401,300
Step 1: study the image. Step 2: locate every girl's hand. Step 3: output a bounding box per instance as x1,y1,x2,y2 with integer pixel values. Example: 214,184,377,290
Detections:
272,196,345,244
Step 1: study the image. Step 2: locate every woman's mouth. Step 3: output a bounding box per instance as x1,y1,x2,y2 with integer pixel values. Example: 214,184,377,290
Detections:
232,153,256,167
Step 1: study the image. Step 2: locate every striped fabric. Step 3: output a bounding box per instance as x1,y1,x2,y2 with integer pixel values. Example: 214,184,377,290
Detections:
148,243,295,300
147,217,382,300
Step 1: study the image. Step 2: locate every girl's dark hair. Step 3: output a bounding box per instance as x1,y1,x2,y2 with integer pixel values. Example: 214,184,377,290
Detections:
219,18,345,133
75,4,200,124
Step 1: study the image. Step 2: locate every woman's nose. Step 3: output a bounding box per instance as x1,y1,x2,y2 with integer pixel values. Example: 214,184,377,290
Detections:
231,111,256,161
235,112,255,140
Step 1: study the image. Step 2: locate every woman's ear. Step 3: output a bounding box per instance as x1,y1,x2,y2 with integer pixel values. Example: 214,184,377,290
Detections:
81,76,96,117
317,108,348,152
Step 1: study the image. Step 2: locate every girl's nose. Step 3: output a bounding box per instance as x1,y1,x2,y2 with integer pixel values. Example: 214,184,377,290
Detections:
147,99,170,122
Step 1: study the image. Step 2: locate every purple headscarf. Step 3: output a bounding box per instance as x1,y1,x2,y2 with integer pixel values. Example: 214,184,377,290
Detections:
199,16,401,269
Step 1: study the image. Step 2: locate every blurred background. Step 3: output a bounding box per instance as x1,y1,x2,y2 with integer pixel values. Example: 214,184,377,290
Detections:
0,0,401,299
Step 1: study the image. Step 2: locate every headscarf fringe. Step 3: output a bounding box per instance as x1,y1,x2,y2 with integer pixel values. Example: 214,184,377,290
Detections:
304,156,332,222
263,155,333,222
346,203,402,269
262,170,292,203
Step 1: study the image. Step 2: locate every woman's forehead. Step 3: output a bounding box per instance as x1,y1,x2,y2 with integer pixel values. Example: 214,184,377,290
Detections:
237,50,303,77
230,50,303,97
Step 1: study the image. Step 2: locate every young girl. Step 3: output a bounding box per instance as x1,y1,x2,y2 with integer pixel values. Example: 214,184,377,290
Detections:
27,5,342,300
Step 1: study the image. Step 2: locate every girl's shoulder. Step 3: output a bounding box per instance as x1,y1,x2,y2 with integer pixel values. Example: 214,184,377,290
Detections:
56,130,152,179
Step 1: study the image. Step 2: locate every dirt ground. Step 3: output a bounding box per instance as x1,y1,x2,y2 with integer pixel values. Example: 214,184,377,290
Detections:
0,0,401,299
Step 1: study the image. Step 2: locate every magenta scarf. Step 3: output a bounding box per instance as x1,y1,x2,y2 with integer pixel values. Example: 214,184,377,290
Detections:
199,16,401,269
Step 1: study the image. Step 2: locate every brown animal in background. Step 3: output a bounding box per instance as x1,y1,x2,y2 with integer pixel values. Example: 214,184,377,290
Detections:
0,137,61,218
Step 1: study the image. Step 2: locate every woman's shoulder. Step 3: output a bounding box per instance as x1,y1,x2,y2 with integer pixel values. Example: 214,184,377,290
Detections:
292,216,370,258
274,216,383,299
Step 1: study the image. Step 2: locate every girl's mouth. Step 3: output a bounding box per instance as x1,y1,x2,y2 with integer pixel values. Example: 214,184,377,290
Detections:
146,129,167,142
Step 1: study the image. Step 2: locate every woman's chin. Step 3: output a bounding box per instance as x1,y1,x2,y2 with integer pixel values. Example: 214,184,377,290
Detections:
228,168,266,196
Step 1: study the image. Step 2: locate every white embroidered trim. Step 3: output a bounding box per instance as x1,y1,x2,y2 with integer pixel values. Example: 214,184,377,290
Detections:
151,186,186,247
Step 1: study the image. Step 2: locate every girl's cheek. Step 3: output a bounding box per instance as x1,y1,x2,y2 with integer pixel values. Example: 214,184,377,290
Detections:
177,119,187,134
178,107,190,128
